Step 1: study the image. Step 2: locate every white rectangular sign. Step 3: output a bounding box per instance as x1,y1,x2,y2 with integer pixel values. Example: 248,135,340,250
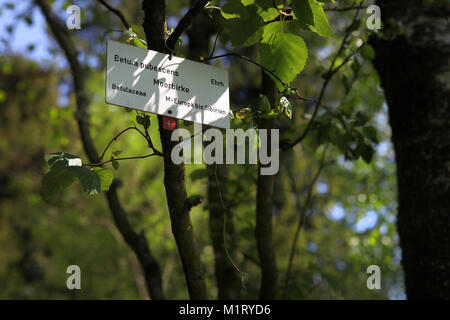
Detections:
105,40,230,128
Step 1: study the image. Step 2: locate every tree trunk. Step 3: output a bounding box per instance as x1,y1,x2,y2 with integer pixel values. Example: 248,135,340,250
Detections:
255,72,278,299
36,0,164,300
207,163,242,299
142,0,208,300
185,2,242,300
371,0,450,299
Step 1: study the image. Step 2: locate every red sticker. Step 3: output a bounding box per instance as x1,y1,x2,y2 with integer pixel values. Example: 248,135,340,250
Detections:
162,116,177,130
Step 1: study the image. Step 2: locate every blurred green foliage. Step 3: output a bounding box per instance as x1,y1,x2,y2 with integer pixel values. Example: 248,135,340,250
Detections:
0,0,404,299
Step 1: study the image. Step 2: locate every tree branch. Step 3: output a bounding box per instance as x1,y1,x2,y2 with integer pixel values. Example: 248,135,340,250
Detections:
36,0,164,300
202,53,310,101
142,0,208,300
165,0,210,52
97,0,130,29
185,9,243,298
281,7,363,150
99,125,163,161
282,146,329,297
84,153,159,167
255,71,279,300
325,5,368,12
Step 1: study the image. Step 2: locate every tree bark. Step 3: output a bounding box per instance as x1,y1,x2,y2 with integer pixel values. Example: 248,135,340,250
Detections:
36,0,164,300
185,4,242,299
255,72,278,299
207,163,242,299
142,0,208,300
371,0,450,299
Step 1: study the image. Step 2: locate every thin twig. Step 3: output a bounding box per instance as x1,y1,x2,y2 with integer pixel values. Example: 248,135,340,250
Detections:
100,127,143,160
208,31,221,59
97,0,130,29
202,53,310,101
282,6,362,150
84,153,159,167
100,124,163,160
36,0,165,299
325,3,396,12
214,163,246,288
325,5,368,12
166,0,210,51
282,145,329,297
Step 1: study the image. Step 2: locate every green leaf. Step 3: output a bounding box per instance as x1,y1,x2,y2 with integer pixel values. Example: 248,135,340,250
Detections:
221,2,264,46
362,126,378,143
132,37,147,49
42,152,104,197
258,95,271,112
357,143,375,163
361,44,376,60
220,0,249,19
260,21,308,91
245,0,284,22
228,17,264,46
93,168,114,191
112,159,120,170
70,166,101,196
41,167,76,200
292,0,333,38
111,150,123,157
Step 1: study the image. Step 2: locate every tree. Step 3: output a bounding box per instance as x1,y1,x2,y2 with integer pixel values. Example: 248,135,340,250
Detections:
24,0,421,300
371,0,450,299
35,0,165,300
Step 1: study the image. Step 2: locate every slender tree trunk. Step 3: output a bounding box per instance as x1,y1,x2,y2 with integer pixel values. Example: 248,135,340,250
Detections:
142,0,208,300
185,2,242,299
372,0,450,299
36,0,164,300
106,183,164,299
207,163,242,299
256,72,278,299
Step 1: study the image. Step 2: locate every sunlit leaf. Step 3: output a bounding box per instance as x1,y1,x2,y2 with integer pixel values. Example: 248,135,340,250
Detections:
260,21,308,91
292,0,333,38
93,168,114,191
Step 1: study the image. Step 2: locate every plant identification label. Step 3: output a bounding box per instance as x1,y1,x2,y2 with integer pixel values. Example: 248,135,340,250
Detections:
105,40,230,129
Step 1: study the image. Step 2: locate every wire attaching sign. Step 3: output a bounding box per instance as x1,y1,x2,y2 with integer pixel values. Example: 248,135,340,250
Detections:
105,40,230,129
